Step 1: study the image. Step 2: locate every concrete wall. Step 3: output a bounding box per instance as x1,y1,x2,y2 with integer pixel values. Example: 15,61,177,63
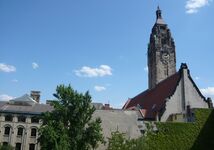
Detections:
93,110,142,150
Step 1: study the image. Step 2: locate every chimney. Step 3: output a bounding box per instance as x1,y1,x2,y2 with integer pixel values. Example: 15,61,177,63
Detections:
30,91,40,103
103,104,110,110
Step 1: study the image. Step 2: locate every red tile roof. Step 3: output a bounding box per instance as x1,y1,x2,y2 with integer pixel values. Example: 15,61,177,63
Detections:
123,71,181,119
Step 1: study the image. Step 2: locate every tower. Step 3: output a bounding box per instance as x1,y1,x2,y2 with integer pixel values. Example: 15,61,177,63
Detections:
148,7,176,89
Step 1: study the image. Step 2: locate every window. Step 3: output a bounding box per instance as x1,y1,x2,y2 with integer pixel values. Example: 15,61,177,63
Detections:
5,115,13,122
18,116,26,122
29,144,35,150
3,142,8,146
31,128,37,137
31,116,39,123
4,127,10,135
17,127,23,136
15,143,21,150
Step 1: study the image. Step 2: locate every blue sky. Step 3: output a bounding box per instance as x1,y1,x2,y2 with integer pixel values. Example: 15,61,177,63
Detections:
1,0,214,108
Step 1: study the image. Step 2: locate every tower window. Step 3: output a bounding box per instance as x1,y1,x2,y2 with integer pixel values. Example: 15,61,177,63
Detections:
164,70,168,76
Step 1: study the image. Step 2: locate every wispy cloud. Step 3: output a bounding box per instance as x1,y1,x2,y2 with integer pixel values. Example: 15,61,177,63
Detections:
11,79,18,83
185,0,212,14
0,63,16,73
32,62,39,69
94,86,106,92
144,66,148,72
0,94,14,101
200,87,214,96
75,65,112,77
195,76,200,80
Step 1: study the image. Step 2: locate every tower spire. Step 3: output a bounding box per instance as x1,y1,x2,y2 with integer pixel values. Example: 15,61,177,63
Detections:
155,6,165,25
156,6,162,19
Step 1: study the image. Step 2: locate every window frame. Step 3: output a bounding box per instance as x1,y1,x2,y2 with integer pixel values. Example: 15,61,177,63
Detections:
18,115,26,123
31,116,39,123
17,127,24,136
4,126,11,136
31,128,37,137
5,114,13,122
29,143,35,150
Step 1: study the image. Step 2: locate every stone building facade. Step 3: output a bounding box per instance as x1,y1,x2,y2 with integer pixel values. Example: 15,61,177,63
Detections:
0,93,143,150
0,93,52,150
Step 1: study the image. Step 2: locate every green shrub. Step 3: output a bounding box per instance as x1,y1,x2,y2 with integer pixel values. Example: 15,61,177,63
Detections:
108,109,214,150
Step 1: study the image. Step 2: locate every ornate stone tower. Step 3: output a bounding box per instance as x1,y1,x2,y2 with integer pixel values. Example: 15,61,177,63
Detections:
148,7,176,89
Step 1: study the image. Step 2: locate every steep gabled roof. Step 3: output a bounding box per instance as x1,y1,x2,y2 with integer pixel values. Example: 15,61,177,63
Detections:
0,94,53,115
123,71,181,119
123,63,210,120
10,94,37,104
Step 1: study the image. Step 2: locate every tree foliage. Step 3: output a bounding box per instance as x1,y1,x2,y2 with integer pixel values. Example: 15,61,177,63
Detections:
0,144,13,150
108,109,214,150
107,131,144,150
39,84,104,150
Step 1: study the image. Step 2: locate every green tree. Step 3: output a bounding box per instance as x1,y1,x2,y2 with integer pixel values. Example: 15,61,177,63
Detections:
39,84,104,150
108,131,141,150
0,144,13,150
107,131,145,150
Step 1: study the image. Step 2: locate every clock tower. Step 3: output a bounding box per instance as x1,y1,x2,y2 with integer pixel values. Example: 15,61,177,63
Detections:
148,7,176,89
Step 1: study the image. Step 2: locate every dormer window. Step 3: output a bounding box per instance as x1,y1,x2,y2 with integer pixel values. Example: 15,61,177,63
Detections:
31,116,39,123
5,115,13,122
18,116,26,122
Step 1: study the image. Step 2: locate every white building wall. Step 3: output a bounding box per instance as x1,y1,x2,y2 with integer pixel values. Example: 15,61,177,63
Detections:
160,79,183,121
161,68,208,122
183,69,208,108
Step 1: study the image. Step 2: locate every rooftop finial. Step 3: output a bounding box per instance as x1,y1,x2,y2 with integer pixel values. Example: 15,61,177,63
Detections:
157,5,160,11
156,6,162,19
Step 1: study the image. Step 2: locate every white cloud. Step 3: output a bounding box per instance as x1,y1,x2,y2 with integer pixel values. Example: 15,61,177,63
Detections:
185,0,212,14
32,62,39,69
75,65,112,77
0,63,16,73
200,87,214,96
195,76,200,80
144,66,148,72
94,86,106,92
11,79,18,82
0,94,14,101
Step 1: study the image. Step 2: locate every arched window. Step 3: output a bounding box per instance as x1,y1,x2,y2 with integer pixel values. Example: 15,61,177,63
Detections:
29,144,35,150
31,128,37,137
15,143,21,150
4,126,10,135
17,127,24,136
